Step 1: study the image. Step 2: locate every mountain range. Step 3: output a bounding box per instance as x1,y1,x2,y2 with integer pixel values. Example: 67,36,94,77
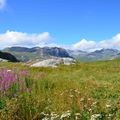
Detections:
3,47,71,62
2,46,120,62
69,48,120,61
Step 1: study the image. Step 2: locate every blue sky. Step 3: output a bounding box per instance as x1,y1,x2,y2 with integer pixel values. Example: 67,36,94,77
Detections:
0,0,120,50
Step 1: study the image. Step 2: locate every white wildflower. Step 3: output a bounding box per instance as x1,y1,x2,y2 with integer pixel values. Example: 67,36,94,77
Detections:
108,114,113,117
69,94,74,98
75,113,81,120
106,104,111,108
88,98,91,101
60,110,71,120
51,112,59,120
80,98,84,102
89,108,92,112
90,114,102,120
60,92,64,96
40,112,49,119
91,102,97,106
42,117,49,120
107,114,114,119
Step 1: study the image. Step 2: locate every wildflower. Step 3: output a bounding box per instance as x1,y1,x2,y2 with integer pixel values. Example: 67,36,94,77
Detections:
51,112,59,120
75,113,81,120
5,84,10,90
106,104,111,108
0,69,29,97
107,113,114,119
0,87,3,91
13,94,18,97
90,114,102,120
80,98,84,102
7,70,11,72
108,114,114,117
89,108,92,112
42,117,49,120
3,91,6,96
88,98,91,101
69,94,74,98
40,112,46,119
60,110,71,120
51,112,58,116
91,102,97,107
60,92,64,96
26,87,31,93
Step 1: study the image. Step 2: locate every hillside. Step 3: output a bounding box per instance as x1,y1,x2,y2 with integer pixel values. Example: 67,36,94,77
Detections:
3,47,120,62
0,51,19,62
3,47,71,62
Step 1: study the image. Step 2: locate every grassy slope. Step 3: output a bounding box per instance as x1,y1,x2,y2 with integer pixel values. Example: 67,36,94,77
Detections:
1,59,120,119
2,51,50,62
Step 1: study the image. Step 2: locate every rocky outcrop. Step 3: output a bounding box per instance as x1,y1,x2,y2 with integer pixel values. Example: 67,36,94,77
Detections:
31,58,76,67
0,58,8,62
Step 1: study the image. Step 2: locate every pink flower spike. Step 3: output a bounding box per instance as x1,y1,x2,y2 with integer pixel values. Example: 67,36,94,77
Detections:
26,87,30,93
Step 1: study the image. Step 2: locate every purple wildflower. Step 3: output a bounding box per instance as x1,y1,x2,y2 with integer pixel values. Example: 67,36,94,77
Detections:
0,69,30,97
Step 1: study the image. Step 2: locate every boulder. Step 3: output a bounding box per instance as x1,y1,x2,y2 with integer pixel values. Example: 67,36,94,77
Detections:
0,58,8,62
31,58,76,67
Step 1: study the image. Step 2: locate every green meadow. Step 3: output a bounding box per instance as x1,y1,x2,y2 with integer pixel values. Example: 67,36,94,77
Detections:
1,59,120,120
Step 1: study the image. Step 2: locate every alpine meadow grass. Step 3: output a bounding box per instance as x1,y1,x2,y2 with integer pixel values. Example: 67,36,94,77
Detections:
0,59,120,119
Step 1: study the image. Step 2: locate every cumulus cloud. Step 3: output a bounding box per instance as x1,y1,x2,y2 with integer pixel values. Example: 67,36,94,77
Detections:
0,30,52,49
1,30,120,51
99,34,120,48
73,39,96,50
73,33,120,51
0,0,6,10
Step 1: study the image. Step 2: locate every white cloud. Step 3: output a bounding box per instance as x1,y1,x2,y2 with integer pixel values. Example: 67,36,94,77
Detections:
99,34,120,49
73,39,96,50
72,33,120,51
0,0,6,10
1,30,120,51
0,30,52,49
